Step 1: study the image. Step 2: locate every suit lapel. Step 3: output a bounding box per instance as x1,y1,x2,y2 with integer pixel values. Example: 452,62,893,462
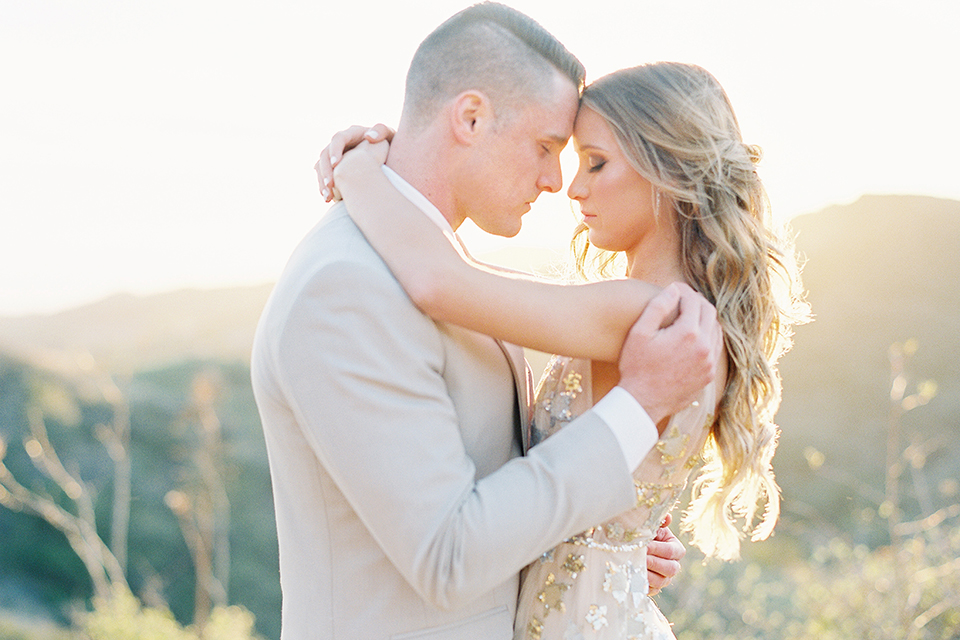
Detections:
455,228,533,452
495,339,533,454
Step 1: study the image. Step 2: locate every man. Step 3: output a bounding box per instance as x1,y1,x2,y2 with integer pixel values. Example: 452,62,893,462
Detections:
252,4,719,639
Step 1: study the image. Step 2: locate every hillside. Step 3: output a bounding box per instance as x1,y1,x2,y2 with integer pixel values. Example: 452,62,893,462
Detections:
0,250,577,376
0,284,274,372
775,195,960,540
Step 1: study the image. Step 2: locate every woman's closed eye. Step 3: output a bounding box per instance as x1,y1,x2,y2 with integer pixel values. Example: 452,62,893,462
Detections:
588,158,607,173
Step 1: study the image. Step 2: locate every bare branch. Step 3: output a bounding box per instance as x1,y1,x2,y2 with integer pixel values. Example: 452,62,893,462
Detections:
894,504,960,537
0,454,122,598
909,595,960,640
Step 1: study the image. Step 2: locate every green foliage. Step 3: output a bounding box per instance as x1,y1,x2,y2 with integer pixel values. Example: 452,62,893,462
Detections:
82,588,192,640
0,355,279,638
197,607,260,640
658,335,960,639
659,518,960,640
0,617,74,640
80,587,260,640
0,619,76,640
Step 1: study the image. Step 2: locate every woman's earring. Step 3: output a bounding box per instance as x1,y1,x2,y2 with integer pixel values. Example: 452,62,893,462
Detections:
655,188,662,213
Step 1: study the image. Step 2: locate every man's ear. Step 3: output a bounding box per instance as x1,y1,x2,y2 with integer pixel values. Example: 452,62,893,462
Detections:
449,90,494,145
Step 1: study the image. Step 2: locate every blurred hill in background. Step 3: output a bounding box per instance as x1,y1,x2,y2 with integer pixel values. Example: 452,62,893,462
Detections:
0,285,274,373
775,195,960,544
0,194,957,639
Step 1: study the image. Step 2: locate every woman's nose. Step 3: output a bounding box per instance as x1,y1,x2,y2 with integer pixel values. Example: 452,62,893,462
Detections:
567,175,586,200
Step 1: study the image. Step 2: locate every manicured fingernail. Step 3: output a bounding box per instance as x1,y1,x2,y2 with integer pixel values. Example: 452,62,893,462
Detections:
323,176,330,187
321,188,329,199
364,128,379,139
329,154,339,166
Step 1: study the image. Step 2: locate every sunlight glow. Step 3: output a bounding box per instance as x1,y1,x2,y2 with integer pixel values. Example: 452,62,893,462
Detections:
1,0,957,315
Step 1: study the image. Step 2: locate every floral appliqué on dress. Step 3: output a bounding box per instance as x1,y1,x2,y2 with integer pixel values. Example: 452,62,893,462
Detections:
516,356,715,640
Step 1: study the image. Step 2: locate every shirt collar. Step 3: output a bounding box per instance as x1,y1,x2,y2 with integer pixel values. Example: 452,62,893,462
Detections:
382,166,456,237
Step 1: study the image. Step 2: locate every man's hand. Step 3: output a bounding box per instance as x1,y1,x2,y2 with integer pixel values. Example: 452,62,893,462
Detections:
315,123,395,201
646,513,685,595
617,282,722,428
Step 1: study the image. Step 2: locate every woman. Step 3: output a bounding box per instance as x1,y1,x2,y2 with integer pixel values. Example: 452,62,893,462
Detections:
325,62,807,640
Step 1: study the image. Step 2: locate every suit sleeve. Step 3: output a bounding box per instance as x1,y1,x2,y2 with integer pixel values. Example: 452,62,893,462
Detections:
271,258,638,610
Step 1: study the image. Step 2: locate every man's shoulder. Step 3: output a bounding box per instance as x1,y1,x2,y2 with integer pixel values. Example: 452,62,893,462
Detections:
252,204,446,380
298,203,373,259
264,203,417,319
284,204,392,281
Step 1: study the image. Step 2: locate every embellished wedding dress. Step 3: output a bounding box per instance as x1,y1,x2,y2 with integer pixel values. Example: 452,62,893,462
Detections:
515,356,715,640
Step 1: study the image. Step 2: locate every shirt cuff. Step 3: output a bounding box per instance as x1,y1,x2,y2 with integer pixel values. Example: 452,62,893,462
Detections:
591,386,658,471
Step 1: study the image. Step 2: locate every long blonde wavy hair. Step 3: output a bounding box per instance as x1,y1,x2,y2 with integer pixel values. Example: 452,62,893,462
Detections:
572,62,809,560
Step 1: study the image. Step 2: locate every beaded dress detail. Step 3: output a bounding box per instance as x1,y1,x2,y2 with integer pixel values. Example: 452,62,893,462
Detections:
516,356,715,640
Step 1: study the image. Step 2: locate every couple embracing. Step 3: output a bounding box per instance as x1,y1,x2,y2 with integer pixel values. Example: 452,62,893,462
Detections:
252,3,806,639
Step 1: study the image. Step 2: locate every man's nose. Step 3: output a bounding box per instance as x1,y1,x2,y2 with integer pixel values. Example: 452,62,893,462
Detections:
537,161,563,194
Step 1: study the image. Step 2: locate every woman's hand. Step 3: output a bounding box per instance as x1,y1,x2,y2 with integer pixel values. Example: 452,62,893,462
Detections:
646,513,686,595
332,139,391,197
315,123,395,202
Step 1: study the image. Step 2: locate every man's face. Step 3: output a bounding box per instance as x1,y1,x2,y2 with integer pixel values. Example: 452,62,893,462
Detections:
460,72,580,238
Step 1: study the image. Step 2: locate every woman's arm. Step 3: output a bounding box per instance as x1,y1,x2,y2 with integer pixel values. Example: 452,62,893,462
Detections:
334,143,662,362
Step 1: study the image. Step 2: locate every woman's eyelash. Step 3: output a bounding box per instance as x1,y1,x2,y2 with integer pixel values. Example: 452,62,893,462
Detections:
588,160,606,173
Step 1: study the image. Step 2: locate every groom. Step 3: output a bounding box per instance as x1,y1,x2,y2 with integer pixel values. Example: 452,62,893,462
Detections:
252,3,719,639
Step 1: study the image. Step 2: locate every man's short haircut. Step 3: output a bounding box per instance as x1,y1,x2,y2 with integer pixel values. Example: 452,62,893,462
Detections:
402,2,585,129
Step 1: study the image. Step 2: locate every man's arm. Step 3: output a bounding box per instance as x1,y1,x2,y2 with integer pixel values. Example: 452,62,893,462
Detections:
274,254,638,610
270,220,717,611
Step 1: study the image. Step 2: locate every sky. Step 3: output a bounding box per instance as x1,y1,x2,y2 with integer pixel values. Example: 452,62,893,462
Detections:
2,0,958,316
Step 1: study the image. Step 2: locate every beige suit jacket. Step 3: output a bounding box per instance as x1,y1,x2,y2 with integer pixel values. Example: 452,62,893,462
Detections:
251,204,637,639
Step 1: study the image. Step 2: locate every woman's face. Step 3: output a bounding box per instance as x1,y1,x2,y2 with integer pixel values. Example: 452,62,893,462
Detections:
567,107,658,257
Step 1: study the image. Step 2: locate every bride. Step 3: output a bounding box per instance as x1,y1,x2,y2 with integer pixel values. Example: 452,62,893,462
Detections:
323,61,807,640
